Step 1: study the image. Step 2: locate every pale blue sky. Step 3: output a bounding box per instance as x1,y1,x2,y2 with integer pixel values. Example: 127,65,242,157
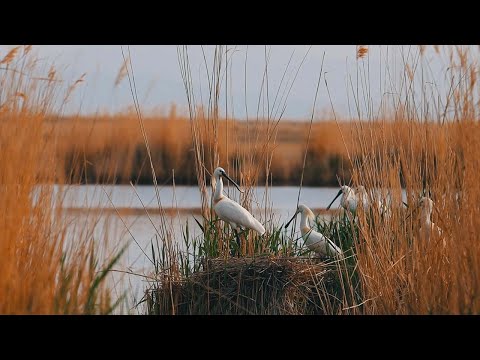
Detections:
1,45,464,119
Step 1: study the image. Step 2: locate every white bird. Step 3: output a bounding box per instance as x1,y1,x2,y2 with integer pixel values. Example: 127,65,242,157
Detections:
355,185,390,216
326,185,358,213
212,167,265,236
285,204,343,258
407,196,444,245
354,185,371,210
417,196,443,243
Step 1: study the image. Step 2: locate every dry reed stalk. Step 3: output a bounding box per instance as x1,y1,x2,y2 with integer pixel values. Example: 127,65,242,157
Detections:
341,45,480,314
356,45,369,60
0,47,120,314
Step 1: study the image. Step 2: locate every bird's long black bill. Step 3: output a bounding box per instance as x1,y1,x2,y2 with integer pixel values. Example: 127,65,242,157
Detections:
284,212,299,229
223,173,243,193
326,190,342,210
402,201,409,208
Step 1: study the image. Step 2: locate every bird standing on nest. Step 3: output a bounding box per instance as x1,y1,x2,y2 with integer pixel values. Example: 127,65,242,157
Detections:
212,167,265,252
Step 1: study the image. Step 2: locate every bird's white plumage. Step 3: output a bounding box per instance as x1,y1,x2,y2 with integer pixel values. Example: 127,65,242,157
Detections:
289,204,343,258
215,198,265,234
355,185,391,217
327,185,357,213
212,167,265,235
340,185,358,213
355,186,370,211
417,196,444,245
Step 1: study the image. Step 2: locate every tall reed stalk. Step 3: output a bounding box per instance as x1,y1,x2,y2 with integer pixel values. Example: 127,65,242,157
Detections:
0,46,122,314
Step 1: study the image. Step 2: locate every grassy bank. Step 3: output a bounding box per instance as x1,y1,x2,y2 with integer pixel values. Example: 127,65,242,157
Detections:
51,112,351,186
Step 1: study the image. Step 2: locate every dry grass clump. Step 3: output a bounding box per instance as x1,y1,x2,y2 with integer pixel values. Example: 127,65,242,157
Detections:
145,256,342,315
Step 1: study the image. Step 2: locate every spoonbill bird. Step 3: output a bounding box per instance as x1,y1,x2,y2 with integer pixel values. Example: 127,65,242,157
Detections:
407,196,444,245
354,185,371,210
212,167,265,236
285,204,343,258
326,185,357,213
355,185,390,216
417,196,443,242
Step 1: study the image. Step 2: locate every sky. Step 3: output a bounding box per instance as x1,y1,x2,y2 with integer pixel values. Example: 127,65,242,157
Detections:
0,45,468,119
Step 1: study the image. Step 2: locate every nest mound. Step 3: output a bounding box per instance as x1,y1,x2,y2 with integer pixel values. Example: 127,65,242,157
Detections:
146,256,344,315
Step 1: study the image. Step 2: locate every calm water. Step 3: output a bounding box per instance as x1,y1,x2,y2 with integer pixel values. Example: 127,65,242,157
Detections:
59,184,342,211
55,185,390,313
